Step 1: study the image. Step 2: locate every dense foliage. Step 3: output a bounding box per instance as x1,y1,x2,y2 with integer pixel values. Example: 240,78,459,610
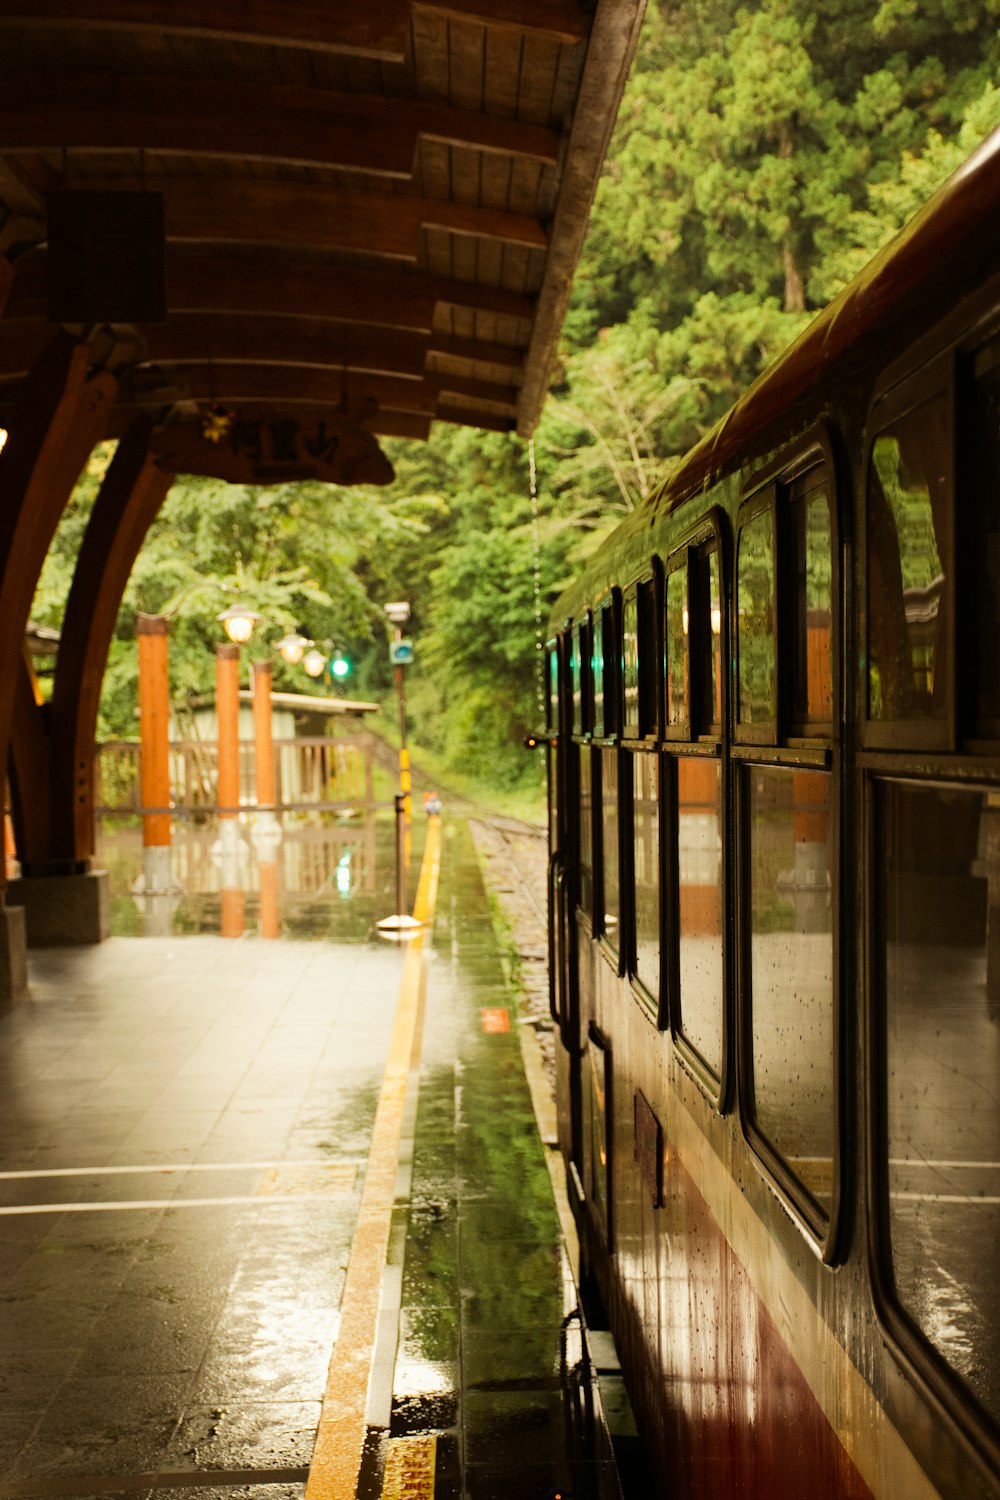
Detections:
32,0,1000,789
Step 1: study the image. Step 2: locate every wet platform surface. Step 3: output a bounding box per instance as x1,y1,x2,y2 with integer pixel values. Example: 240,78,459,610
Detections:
0,816,633,1499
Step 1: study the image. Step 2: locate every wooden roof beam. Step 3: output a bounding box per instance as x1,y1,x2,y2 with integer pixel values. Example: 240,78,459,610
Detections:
0,0,585,55
416,0,583,41
0,1,413,60
177,364,520,414
0,76,560,177
7,249,537,331
62,178,547,260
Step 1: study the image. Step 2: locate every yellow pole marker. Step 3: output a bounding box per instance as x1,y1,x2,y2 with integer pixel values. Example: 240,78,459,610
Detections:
305,814,442,1500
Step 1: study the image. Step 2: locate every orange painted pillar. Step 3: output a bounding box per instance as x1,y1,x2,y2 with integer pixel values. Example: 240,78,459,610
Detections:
252,660,276,811
137,613,172,891
252,659,281,939
215,642,245,938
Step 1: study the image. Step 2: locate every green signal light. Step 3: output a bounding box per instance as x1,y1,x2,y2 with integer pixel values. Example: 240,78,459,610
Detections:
330,655,351,679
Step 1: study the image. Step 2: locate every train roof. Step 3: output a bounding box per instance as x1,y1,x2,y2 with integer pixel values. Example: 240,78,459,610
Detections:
551,123,1000,629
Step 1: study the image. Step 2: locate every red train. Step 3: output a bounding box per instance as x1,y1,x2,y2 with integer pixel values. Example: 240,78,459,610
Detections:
545,125,1000,1498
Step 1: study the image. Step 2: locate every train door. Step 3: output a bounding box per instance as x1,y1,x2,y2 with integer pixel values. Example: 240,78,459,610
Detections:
547,628,585,1171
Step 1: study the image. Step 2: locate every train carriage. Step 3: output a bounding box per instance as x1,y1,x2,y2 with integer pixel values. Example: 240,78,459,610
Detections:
545,126,1000,1498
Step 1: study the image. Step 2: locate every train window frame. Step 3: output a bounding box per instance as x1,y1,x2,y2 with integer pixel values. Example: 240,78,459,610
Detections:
663,552,691,741
733,431,844,1259
958,330,1000,753
661,507,731,1105
734,489,779,745
571,614,594,739
593,594,620,745
861,355,956,754
622,566,662,745
626,745,665,1025
866,769,1000,1472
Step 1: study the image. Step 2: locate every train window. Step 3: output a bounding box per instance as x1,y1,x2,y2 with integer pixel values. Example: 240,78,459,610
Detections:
571,617,592,736
737,505,776,728
789,471,834,727
879,779,1000,1426
600,747,621,955
579,745,594,919
748,766,834,1221
970,350,1000,738
632,751,661,1006
592,603,607,738
546,640,560,733
595,600,618,739
665,562,688,730
867,390,952,733
676,756,724,1075
691,544,723,734
623,577,658,738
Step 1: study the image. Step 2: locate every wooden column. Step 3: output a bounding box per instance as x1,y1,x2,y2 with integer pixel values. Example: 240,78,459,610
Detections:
137,614,172,891
0,334,117,894
216,642,245,937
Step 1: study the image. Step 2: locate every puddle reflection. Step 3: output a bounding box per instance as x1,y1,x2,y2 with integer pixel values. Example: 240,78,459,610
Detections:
96,805,425,942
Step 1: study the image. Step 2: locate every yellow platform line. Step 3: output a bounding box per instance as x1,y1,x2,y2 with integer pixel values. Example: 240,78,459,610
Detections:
305,815,442,1500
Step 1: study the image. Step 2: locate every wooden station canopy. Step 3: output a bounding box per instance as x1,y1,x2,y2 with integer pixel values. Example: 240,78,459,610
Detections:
0,0,645,905
0,0,647,485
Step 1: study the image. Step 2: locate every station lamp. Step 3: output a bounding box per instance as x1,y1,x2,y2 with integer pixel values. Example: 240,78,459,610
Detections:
216,602,260,644
302,647,327,678
275,631,312,666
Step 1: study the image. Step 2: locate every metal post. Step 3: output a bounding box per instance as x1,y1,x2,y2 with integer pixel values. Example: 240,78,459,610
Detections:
395,791,406,918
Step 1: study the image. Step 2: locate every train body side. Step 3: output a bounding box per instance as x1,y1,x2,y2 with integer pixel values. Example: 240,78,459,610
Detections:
546,127,1000,1500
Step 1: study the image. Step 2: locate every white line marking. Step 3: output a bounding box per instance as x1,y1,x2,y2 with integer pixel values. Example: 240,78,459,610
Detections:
892,1192,1000,1205
0,1191,355,1216
0,1160,364,1181
889,1158,1000,1171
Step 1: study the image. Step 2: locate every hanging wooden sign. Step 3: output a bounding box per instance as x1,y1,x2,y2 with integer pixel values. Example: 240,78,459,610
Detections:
151,402,394,485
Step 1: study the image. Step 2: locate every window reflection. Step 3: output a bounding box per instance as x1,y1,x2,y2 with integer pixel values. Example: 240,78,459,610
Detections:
738,510,776,725
579,745,593,917
882,780,1000,1426
632,752,660,1002
790,476,833,725
622,592,640,733
867,394,950,722
749,767,834,1217
692,546,723,732
677,757,723,1074
666,566,688,727
601,747,621,952
971,357,1000,735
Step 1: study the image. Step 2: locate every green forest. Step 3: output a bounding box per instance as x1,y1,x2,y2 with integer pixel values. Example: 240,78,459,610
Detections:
33,0,1000,803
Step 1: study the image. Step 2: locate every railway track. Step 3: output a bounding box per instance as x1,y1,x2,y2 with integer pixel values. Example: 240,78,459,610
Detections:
467,812,554,1075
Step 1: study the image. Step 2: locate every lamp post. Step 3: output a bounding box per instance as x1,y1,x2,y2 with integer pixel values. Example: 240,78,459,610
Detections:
384,600,412,828
213,602,262,938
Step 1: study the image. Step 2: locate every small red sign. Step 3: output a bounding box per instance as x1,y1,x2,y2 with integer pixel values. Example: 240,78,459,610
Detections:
480,1007,510,1033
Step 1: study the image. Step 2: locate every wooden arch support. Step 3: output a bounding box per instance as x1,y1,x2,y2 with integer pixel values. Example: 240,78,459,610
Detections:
0,334,117,885
47,420,174,866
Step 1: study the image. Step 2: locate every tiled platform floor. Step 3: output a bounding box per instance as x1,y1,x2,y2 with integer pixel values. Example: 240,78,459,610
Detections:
0,816,636,1499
